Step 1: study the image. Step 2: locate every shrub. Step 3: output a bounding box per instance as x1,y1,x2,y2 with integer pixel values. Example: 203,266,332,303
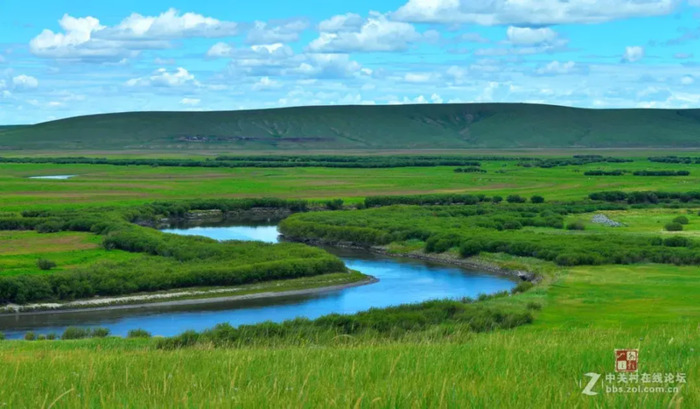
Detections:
502,220,523,230
566,221,586,231
492,196,503,204
511,281,534,294
91,327,110,338
61,327,91,340
663,236,690,248
530,195,545,204
36,221,63,233
526,302,542,311
0,332,5,341
36,258,57,271
127,329,152,338
650,237,663,246
46,333,57,340
665,222,683,232
325,199,344,210
459,239,484,257
673,216,690,225
24,332,36,341
37,334,46,341
506,195,526,204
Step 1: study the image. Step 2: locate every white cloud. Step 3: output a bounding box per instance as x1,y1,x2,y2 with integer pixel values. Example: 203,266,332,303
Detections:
318,13,364,32
207,42,234,57
126,67,199,87
293,54,363,78
393,0,680,25
180,98,201,106
507,27,558,45
30,9,237,61
12,75,39,89
622,46,645,63
404,72,434,83
246,19,308,44
252,76,281,90
309,12,422,52
537,61,576,75
681,75,694,85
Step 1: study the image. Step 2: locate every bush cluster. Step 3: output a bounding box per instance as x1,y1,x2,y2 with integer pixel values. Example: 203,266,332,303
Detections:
156,299,533,349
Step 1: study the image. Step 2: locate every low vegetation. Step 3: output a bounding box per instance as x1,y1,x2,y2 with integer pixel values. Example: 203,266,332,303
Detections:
0,199,347,304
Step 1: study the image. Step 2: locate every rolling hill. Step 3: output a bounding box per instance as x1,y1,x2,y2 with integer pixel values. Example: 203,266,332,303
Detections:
2,103,700,152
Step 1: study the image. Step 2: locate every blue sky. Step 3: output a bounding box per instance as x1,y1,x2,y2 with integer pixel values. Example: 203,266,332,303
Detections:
1,0,700,123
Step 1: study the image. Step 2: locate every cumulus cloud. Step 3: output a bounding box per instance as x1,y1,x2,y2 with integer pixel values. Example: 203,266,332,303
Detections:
206,42,234,57
393,0,680,25
681,75,694,85
506,27,558,45
30,9,237,61
12,74,39,89
126,67,199,87
252,76,282,90
318,13,365,32
293,54,363,78
180,97,201,105
246,19,308,44
309,12,423,52
536,61,577,75
622,46,645,63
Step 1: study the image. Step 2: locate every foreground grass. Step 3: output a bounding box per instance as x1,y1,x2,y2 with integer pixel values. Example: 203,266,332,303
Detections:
0,261,697,408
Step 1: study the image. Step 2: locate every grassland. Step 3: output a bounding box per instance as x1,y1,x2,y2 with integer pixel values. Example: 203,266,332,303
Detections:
0,261,696,408
3,104,700,151
2,157,700,211
0,231,139,276
0,155,699,408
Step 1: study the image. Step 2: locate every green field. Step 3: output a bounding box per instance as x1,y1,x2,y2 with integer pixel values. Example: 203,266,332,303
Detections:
0,154,699,408
0,231,139,277
3,104,700,151
2,157,700,211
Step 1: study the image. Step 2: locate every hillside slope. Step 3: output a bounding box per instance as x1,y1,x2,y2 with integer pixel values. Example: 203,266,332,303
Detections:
2,103,700,151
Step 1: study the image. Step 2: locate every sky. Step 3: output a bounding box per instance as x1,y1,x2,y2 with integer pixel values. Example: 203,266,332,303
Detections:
1,0,700,124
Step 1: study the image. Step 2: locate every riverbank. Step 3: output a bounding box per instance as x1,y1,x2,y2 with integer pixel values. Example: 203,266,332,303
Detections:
0,272,375,315
285,236,540,283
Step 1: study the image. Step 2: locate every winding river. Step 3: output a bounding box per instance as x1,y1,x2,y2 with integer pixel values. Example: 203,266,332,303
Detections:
0,222,516,339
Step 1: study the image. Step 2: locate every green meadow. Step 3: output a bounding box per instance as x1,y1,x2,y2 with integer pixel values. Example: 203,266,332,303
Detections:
0,155,699,408
2,157,700,210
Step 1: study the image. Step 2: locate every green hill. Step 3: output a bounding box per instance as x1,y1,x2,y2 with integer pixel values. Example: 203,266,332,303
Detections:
2,103,700,151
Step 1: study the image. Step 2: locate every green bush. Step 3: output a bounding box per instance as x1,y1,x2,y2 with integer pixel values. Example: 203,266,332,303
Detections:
492,196,503,204
673,216,690,225
0,332,5,340
91,327,110,338
530,195,545,204
506,195,526,204
325,199,344,210
24,332,36,341
36,258,57,271
46,333,57,340
511,281,534,294
566,221,586,231
526,302,542,310
127,329,152,338
665,222,683,232
61,327,91,340
37,334,46,341
156,299,533,349
663,236,691,247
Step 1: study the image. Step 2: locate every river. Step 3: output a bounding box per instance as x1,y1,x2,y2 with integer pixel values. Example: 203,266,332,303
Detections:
0,221,516,339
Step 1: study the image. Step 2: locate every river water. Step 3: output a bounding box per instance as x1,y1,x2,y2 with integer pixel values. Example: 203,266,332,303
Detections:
0,222,516,339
